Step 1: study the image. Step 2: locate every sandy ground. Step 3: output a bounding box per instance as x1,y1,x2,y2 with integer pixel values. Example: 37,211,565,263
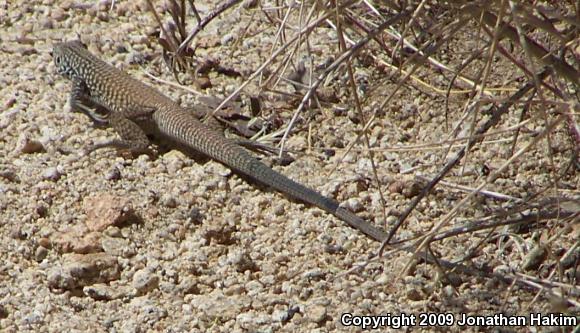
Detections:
0,1,578,332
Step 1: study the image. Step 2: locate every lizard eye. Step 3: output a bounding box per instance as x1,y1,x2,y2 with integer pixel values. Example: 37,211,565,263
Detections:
54,54,67,75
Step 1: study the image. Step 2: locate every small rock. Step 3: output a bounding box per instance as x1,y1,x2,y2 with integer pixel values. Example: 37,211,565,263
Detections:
160,193,178,208
101,235,134,257
272,203,285,216
272,305,299,323
388,180,405,194
241,39,255,49
39,17,53,29
443,285,454,298
302,269,325,280
38,237,51,248
50,225,102,254
401,119,415,129
0,170,18,182
342,198,363,213
242,0,258,9
406,287,423,301
131,298,168,323
323,244,345,254
443,272,463,287
35,203,48,217
42,166,62,181
132,269,160,295
375,274,390,284
51,8,67,21
0,304,7,319
178,278,200,295
188,207,204,224
403,181,422,198
145,306,169,323
104,167,122,181
103,226,122,237
9,227,26,240
236,312,255,328
22,309,44,325
244,280,263,292
34,246,48,262
386,215,398,224
221,33,235,45
17,134,45,154
84,283,130,301
228,251,258,273
48,253,120,290
306,304,327,324
84,194,139,231
190,291,252,321
162,151,186,173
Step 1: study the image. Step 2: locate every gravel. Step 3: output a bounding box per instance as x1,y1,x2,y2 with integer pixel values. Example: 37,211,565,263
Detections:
0,0,577,332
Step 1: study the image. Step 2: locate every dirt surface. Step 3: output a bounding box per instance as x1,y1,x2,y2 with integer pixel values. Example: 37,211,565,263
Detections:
0,1,578,332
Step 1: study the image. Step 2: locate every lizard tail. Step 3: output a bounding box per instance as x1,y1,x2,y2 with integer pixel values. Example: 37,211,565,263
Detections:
154,109,386,241
248,161,387,242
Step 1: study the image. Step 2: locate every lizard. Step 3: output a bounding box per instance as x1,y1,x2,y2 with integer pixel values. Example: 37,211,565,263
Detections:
52,40,388,242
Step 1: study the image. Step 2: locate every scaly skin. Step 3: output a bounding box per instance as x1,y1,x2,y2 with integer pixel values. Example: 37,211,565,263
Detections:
52,40,388,242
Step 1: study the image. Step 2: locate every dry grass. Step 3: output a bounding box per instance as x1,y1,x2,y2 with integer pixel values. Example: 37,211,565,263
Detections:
151,0,578,310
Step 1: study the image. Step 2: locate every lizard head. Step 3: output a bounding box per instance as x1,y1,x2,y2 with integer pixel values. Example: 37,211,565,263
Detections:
52,40,87,79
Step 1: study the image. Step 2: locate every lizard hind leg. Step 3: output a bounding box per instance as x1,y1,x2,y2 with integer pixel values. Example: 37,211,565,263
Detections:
83,113,156,158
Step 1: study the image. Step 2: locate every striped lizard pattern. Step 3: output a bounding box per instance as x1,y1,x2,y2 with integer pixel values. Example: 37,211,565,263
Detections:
52,40,388,242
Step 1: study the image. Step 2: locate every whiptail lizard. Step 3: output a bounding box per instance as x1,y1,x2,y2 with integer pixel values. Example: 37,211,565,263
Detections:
52,40,388,242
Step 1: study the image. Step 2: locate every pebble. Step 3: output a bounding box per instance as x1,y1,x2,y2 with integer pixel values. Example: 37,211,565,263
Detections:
16,135,42,155
130,298,168,323
34,246,48,262
302,269,325,280
0,170,18,182
190,291,252,320
342,197,363,213
42,166,62,181
221,33,235,46
306,304,327,324
227,250,257,273
48,253,120,290
160,193,178,208
83,194,137,232
402,180,422,198
132,269,160,295
83,283,130,301
39,17,53,29
50,226,102,254
101,235,133,257
51,8,67,21
272,203,285,216
272,305,299,323
104,166,122,180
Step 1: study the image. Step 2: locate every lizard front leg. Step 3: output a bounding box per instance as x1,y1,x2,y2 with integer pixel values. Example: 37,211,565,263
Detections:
69,79,110,127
